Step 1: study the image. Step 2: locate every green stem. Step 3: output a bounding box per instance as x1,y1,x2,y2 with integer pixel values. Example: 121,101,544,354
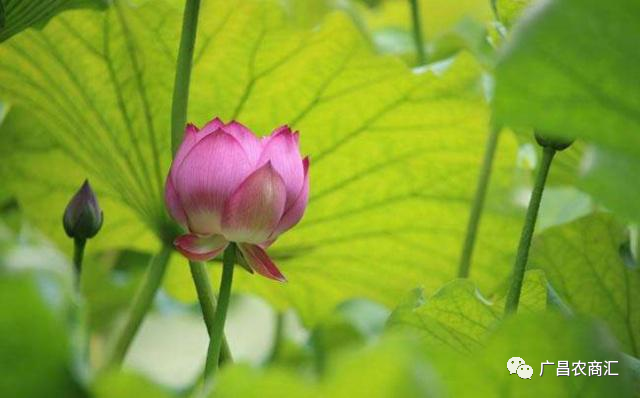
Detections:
171,0,201,155
546,282,573,317
202,244,236,388
311,326,326,378
189,261,233,365
106,245,172,367
504,146,555,315
266,312,284,364
490,0,499,21
458,126,501,278
73,237,86,287
408,0,426,65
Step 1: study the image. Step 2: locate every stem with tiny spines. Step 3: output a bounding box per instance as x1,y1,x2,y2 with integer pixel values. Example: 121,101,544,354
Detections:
202,244,236,391
458,125,501,278
266,312,285,364
408,0,426,65
72,237,86,288
106,245,173,367
171,0,200,155
504,146,555,315
189,261,233,365
170,0,234,372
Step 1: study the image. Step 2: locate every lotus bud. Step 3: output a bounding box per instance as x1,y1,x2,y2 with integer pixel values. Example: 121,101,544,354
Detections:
534,131,574,151
63,180,103,240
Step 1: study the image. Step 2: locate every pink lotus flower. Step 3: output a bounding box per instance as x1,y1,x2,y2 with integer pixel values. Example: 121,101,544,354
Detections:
165,118,310,282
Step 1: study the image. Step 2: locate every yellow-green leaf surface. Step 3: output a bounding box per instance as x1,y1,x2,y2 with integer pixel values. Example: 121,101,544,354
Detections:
363,0,492,39
0,0,521,324
494,0,534,27
93,371,172,398
387,272,546,353
530,213,640,357
0,0,107,42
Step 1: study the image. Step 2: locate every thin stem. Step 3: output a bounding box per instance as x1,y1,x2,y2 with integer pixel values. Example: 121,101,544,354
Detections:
458,126,501,278
311,326,326,378
171,0,201,155
72,237,86,287
504,146,555,315
265,312,284,364
189,261,233,364
106,245,172,367
202,244,236,389
490,0,499,21
408,0,426,65
546,282,573,317
71,237,89,376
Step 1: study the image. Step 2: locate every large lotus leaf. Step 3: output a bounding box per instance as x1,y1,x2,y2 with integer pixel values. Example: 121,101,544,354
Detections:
530,213,640,357
387,271,547,353
494,0,640,158
0,0,521,324
0,0,107,43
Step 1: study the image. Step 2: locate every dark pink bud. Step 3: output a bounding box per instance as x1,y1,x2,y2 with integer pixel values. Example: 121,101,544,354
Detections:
63,180,103,240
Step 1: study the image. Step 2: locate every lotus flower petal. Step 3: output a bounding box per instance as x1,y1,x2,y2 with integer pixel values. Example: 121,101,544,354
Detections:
174,234,229,262
199,117,225,137
222,162,287,243
171,124,199,179
258,126,304,208
237,243,286,282
173,234,229,261
271,157,309,238
164,175,187,228
223,121,263,165
174,131,253,235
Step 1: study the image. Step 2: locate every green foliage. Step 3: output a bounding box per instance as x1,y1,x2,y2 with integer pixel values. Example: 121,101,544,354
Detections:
93,371,172,398
0,273,83,398
530,214,640,356
214,335,442,398
0,0,106,42
494,0,640,158
447,314,636,397
494,0,534,27
579,147,640,222
214,313,637,397
387,273,546,353
494,0,640,222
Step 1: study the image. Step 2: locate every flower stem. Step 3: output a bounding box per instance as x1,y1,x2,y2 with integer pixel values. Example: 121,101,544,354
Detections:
202,244,236,388
504,146,555,315
408,0,426,65
171,0,201,155
106,245,172,367
189,261,233,365
458,126,501,278
490,0,499,21
265,312,284,364
72,237,86,287
311,326,326,378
